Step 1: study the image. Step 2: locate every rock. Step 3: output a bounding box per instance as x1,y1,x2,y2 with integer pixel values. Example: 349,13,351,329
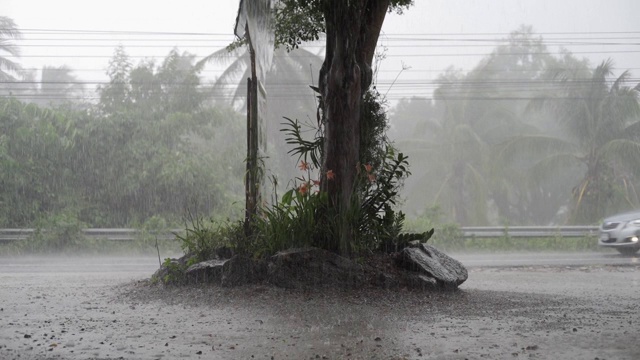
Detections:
183,256,265,286
220,255,265,287
185,259,227,284
267,247,367,289
395,244,468,289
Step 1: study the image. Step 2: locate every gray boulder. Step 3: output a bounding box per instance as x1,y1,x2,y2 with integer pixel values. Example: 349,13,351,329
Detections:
185,259,226,284
395,244,468,289
220,255,265,286
184,256,265,286
267,247,368,289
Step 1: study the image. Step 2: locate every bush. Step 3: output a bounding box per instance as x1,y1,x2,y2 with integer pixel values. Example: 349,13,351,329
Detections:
27,212,88,253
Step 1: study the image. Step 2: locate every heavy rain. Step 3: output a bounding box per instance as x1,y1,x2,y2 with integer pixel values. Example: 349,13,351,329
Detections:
1,1,639,359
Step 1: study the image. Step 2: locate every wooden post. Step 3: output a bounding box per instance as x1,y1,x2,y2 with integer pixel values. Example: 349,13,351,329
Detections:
245,76,253,236
244,25,260,237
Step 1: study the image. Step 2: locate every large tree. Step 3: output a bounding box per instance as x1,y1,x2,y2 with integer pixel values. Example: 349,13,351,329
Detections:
276,0,412,255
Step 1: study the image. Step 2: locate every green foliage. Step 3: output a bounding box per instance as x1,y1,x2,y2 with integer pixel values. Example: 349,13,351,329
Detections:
252,186,329,256
360,88,389,168
7,212,90,254
376,210,434,253
158,257,187,285
405,205,600,252
0,16,22,81
273,0,414,51
498,59,640,224
30,212,86,252
0,48,246,236
392,27,640,226
355,148,413,249
281,116,323,169
134,215,181,252
0,99,75,227
175,212,244,262
273,0,324,51
404,206,465,250
263,89,420,256
73,48,245,226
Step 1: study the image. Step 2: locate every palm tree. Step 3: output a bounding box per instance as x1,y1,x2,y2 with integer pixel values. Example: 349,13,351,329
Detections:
499,59,640,224
0,16,21,82
199,45,324,183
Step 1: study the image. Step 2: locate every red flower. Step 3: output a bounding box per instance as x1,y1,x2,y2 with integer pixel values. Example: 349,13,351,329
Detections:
298,182,309,195
326,170,336,180
364,164,373,173
298,161,310,171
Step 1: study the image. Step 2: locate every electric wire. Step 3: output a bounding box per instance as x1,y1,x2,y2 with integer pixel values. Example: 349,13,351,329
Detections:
4,28,640,103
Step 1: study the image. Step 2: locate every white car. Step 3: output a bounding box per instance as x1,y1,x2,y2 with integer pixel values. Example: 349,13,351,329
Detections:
599,209,640,255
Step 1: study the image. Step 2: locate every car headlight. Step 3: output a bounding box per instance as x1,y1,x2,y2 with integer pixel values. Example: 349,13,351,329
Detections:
628,219,640,227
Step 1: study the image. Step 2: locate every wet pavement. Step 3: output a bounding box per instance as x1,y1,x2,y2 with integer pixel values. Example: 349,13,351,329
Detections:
0,252,638,359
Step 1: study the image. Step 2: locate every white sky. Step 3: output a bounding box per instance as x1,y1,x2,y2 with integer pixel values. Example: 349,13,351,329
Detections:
2,0,639,101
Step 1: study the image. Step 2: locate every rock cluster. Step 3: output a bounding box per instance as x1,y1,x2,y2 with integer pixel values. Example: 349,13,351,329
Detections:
154,244,467,290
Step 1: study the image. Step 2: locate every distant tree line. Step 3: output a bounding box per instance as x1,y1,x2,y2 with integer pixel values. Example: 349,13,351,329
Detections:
0,46,246,228
391,26,640,225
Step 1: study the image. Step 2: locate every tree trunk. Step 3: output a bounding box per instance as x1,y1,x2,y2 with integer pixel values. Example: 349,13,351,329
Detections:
319,0,391,255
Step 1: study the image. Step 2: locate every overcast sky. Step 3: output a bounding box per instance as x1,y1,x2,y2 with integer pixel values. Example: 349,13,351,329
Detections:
2,0,639,101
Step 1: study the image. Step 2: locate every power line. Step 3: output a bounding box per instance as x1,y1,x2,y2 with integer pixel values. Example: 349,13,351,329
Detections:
3,93,628,102
14,41,640,48
5,78,640,85
17,67,640,73
8,50,640,59
17,29,640,36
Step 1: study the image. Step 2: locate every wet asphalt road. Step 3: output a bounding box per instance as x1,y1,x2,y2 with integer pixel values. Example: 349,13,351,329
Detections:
1,251,639,360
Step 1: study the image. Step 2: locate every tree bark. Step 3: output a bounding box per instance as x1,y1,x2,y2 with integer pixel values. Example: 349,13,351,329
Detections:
319,0,391,255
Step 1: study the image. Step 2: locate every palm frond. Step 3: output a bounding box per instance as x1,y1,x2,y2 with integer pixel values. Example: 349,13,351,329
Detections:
495,134,578,167
624,120,640,140
196,46,246,69
592,59,615,83
0,59,21,81
598,139,640,171
610,70,631,92
527,153,582,188
0,39,20,57
0,17,21,40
